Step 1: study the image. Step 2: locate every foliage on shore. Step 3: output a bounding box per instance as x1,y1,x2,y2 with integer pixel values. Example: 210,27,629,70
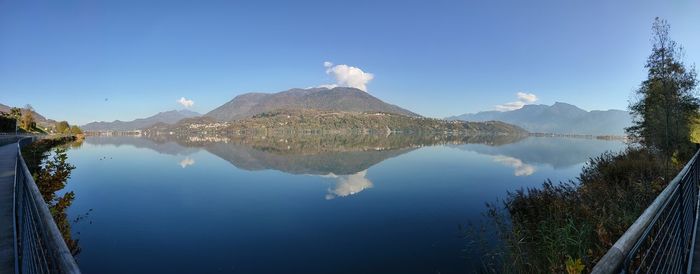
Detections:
21,136,81,255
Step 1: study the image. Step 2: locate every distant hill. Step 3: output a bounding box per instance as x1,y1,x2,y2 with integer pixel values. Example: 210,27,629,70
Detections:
446,102,632,135
0,103,57,129
82,110,200,131
206,87,419,121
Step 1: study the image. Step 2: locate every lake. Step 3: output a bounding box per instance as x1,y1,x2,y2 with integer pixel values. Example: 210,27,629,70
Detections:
59,135,625,273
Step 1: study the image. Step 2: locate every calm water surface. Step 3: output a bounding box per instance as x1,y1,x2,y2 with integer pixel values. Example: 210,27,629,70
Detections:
61,135,625,273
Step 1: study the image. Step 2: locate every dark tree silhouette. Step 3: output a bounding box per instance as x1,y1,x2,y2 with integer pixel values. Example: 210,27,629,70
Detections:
627,17,699,161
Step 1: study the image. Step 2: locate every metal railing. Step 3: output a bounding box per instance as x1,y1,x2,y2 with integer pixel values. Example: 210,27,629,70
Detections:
13,137,81,274
592,149,700,273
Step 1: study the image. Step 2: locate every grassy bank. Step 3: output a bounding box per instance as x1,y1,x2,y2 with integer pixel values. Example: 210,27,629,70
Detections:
468,147,684,273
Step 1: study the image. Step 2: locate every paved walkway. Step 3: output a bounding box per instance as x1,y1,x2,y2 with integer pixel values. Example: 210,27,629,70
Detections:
0,140,18,273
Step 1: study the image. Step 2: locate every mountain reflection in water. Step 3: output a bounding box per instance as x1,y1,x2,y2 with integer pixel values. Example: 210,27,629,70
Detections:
85,134,620,198
70,134,626,273
86,134,526,198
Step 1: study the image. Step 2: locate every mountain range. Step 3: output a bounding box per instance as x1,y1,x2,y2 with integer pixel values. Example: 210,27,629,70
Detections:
206,87,419,121
0,103,57,129
82,110,200,131
79,87,629,136
82,87,418,131
446,102,631,135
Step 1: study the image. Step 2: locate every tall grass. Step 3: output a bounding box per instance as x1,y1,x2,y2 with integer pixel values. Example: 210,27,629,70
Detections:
467,147,674,273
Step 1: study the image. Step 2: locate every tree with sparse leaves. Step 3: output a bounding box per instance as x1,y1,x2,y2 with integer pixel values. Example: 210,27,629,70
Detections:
627,17,699,161
20,104,36,130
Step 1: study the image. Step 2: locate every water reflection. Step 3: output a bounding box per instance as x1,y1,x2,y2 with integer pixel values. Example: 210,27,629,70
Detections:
86,135,198,156
492,155,536,176
322,170,373,199
90,134,525,175
70,134,627,273
179,157,195,168
455,137,626,170
86,134,531,199
83,134,623,198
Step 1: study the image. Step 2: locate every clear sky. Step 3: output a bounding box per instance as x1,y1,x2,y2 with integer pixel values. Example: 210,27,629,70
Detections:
1,0,699,125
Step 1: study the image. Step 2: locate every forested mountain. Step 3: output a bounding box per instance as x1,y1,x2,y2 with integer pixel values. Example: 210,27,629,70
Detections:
206,87,419,121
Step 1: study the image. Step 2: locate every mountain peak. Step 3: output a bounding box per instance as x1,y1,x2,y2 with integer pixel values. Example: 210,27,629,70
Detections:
205,87,419,121
520,104,548,109
551,102,579,109
549,102,586,114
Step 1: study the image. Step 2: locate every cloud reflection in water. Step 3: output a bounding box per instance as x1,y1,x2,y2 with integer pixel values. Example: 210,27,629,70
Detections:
492,155,535,176
179,157,195,168
321,170,373,200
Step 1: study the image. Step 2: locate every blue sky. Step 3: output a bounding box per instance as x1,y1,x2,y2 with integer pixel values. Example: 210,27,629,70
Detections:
1,0,699,125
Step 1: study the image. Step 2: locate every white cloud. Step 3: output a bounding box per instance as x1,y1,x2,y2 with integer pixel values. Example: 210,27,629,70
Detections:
321,61,374,92
179,157,195,168
496,101,526,111
495,92,538,111
493,155,535,176
322,170,373,200
517,92,538,103
177,97,194,108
